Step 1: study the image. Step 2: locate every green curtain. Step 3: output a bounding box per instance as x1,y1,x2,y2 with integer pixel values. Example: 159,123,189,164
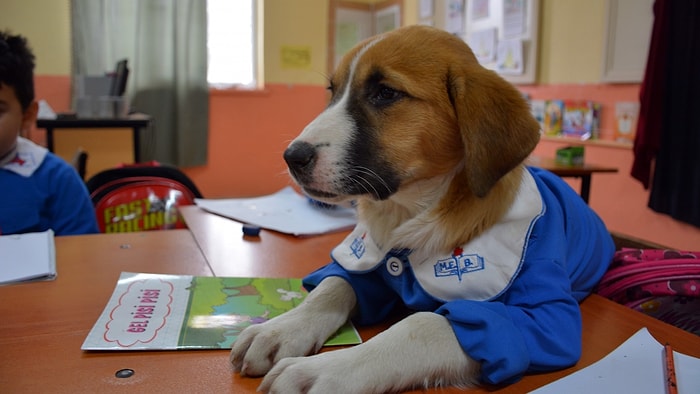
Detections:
71,0,209,167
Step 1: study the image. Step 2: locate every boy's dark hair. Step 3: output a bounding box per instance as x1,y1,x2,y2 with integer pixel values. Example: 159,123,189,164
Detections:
0,30,36,111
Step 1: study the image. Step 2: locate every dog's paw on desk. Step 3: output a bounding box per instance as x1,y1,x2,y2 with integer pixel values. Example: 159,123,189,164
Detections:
229,312,327,377
230,277,356,377
250,312,479,394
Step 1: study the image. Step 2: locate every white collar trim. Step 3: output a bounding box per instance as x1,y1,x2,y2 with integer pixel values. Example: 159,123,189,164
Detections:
1,137,48,177
332,170,544,301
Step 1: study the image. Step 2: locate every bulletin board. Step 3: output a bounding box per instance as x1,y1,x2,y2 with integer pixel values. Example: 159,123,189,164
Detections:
462,0,539,84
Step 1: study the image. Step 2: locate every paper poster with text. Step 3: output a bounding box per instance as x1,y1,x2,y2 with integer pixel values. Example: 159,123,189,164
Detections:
82,272,361,350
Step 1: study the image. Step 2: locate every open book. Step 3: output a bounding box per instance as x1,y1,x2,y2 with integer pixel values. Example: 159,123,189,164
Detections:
82,272,361,350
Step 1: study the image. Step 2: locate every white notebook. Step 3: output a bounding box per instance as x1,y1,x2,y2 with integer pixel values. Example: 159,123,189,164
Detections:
0,230,56,285
195,187,357,236
531,327,700,393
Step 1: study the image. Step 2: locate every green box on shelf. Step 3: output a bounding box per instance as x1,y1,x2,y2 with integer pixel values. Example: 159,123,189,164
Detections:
555,146,584,166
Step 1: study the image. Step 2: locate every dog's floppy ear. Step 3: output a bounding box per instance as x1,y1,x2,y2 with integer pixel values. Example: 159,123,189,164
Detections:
448,66,540,198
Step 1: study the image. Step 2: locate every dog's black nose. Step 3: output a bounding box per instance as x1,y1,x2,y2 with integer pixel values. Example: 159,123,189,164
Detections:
283,141,316,173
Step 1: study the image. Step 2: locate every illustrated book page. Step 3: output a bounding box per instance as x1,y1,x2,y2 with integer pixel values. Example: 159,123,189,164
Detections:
82,272,361,350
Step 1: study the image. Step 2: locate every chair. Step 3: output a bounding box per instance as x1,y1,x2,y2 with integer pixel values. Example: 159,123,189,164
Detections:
71,148,88,180
85,163,203,233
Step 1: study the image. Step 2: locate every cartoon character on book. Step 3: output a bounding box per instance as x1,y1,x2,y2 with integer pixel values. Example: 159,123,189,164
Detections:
277,288,304,301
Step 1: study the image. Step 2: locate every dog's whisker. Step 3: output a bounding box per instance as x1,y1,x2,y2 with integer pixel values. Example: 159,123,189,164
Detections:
346,174,378,197
348,171,385,198
350,166,393,193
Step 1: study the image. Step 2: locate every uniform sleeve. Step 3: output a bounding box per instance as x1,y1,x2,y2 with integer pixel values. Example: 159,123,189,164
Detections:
303,261,401,326
48,164,99,235
435,255,582,385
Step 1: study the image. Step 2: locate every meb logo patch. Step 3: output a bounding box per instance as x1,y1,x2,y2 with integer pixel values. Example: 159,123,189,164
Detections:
350,232,367,259
433,247,484,282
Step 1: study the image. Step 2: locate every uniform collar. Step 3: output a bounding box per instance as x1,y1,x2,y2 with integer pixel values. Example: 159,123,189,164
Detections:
332,170,544,301
1,137,48,177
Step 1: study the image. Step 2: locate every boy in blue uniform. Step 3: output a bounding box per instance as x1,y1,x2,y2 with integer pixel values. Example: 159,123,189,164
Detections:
0,31,98,235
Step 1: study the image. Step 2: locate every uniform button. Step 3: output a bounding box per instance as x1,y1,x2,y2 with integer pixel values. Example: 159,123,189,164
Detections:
386,256,403,276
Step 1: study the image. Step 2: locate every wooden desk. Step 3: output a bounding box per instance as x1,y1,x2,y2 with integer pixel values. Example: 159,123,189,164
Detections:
0,230,216,393
2,212,699,393
180,206,700,393
179,205,348,278
36,114,152,163
528,156,618,203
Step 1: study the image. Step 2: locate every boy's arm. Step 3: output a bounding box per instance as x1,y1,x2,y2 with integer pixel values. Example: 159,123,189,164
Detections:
49,163,98,235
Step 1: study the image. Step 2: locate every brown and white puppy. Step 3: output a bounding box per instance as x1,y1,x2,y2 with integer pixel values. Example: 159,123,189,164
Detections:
231,25,553,393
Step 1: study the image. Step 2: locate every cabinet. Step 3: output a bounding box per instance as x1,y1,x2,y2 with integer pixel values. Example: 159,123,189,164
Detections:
601,0,654,83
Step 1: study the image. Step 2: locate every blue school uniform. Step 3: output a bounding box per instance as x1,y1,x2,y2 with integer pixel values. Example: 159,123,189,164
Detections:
303,167,615,385
0,137,98,236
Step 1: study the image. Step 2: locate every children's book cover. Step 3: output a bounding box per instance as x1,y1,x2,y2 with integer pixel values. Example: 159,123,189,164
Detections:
543,100,564,137
562,100,601,140
81,272,362,350
529,99,546,133
614,102,639,144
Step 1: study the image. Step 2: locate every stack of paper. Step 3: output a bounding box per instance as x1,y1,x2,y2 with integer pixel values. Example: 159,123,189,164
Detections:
195,187,357,236
0,230,56,285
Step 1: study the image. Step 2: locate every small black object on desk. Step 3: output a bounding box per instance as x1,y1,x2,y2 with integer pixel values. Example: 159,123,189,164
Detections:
242,223,261,237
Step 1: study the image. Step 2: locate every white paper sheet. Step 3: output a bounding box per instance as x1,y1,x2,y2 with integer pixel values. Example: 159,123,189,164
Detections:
0,230,56,285
531,327,700,393
195,187,357,236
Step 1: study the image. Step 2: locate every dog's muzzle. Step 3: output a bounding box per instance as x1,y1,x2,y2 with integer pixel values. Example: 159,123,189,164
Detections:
283,141,316,182
283,141,342,200
284,140,400,201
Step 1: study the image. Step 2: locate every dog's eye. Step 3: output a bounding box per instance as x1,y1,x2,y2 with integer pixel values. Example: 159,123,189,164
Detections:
371,85,403,106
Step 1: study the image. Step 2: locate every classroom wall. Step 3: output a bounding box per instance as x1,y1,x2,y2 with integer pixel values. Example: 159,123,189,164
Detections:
5,0,700,249
1,0,71,75
264,0,330,86
538,0,606,84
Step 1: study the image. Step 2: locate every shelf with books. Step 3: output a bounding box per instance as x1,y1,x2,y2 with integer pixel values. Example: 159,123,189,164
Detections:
540,135,632,150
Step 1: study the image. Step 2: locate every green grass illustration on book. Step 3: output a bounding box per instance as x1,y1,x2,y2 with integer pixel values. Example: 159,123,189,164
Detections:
179,276,360,348
81,273,361,350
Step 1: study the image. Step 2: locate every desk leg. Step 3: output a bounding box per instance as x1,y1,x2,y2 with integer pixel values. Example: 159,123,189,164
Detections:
580,175,591,204
46,127,55,152
133,126,141,163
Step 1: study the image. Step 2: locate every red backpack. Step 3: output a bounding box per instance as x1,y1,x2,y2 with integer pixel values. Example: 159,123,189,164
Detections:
86,164,203,233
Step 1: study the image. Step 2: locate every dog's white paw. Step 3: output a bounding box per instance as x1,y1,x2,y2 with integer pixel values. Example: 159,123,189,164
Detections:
257,312,479,394
258,349,374,394
229,312,325,377
230,277,357,377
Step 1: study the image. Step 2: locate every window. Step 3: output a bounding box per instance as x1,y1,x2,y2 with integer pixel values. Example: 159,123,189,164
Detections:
206,0,260,88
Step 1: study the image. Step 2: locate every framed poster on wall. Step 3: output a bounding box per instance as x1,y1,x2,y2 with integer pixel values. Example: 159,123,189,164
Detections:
462,0,540,84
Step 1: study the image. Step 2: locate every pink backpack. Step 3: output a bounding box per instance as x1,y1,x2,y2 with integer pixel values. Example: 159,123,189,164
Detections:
596,248,700,335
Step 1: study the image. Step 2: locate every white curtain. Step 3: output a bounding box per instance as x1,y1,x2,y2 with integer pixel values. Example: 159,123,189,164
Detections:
71,0,209,166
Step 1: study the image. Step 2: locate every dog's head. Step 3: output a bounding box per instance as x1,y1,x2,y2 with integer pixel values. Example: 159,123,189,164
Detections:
284,25,539,204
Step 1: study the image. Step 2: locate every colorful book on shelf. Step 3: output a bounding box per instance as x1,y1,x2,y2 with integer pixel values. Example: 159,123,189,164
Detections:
561,100,601,140
614,101,639,144
543,100,564,137
82,272,362,350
